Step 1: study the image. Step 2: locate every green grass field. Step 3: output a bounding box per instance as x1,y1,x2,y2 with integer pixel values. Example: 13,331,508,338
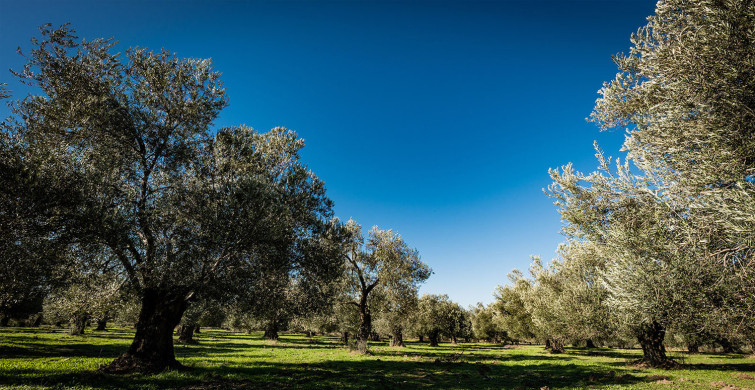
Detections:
0,327,753,389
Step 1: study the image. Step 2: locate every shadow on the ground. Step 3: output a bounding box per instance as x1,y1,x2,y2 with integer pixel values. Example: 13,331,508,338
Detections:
2,329,752,389
0,357,650,390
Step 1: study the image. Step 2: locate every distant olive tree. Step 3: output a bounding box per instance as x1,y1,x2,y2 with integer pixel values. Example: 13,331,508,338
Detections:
342,221,431,351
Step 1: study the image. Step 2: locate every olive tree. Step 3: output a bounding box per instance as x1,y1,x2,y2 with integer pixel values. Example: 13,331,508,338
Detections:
3,25,336,373
492,271,536,343
544,0,755,366
342,221,431,349
470,303,507,343
414,294,469,346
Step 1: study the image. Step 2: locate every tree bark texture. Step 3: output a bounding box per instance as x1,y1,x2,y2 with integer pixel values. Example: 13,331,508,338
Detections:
390,326,405,347
357,302,372,343
264,320,279,341
428,330,440,347
636,321,674,367
70,315,89,335
547,338,565,353
177,324,197,344
100,288,188,373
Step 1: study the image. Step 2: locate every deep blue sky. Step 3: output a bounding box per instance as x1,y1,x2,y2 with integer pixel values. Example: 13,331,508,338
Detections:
0,0,656,307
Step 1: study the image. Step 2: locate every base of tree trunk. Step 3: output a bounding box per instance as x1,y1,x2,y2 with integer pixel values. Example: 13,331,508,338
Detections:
547,338,565,353
100,352,185,374
70,316,88,336
264,329,279,341
585,339,597,349
341,331,349,345
177,325,198,345
428,332,440,347
96,319,107,331
635,321,678,368
390,328,405,347
194,326,200,334
717,338,740,353
101,288,188,374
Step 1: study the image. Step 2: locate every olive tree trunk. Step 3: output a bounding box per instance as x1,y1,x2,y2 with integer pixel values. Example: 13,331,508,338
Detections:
547,338,565,353
636,321,673,367
177,324,197,344
390,325,405,347
428,330,440,347
96,318,108,331
100,289,188,373
264,320,279,341
70,314,89,335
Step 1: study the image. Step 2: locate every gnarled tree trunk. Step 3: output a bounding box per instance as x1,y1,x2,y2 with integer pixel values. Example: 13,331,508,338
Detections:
390,325,405,347
100,289,188,373
636,321,673,367
717,337,739,353
264,320,279,341
357,302,372,344
177,324,197,344
70,314,89,335
341,331,349,345
96,318,108,331
585,339,597,349
547,338,565,353
428,330,440,347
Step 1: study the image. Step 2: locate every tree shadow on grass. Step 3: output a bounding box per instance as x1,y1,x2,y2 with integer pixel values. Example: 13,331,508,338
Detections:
0,358,652,389
0,341,126,359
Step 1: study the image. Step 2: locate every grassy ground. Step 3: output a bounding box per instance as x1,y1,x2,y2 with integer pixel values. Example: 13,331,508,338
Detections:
0,327,754,389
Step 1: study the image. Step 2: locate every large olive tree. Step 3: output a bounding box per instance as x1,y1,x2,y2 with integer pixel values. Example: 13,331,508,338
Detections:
3,25,337,372
545,0,755,366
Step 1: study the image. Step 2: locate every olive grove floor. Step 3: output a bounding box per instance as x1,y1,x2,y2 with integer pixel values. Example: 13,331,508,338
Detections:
0,327,753,389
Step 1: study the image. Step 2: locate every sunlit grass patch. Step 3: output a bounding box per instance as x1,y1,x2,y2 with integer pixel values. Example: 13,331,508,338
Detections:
1,327,754,389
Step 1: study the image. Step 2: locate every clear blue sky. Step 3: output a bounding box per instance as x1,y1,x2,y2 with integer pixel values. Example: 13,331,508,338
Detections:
0,0,655,307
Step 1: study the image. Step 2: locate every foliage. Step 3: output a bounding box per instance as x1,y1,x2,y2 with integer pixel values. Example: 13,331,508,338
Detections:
2,24,339,372
341,221,431,347
413,294,470,346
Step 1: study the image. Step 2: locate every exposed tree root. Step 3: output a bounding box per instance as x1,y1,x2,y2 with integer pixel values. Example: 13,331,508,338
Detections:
629,358,681,369
99,353,185,374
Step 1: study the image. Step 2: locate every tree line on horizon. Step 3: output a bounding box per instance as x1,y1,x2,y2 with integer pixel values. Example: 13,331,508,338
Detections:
2,0,755,374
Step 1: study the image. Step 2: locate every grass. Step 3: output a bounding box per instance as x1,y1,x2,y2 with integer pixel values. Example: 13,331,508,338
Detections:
1,327,754,389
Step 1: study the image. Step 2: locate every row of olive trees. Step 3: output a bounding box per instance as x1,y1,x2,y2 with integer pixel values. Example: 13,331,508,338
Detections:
487,0,755,367
0,24,436,373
